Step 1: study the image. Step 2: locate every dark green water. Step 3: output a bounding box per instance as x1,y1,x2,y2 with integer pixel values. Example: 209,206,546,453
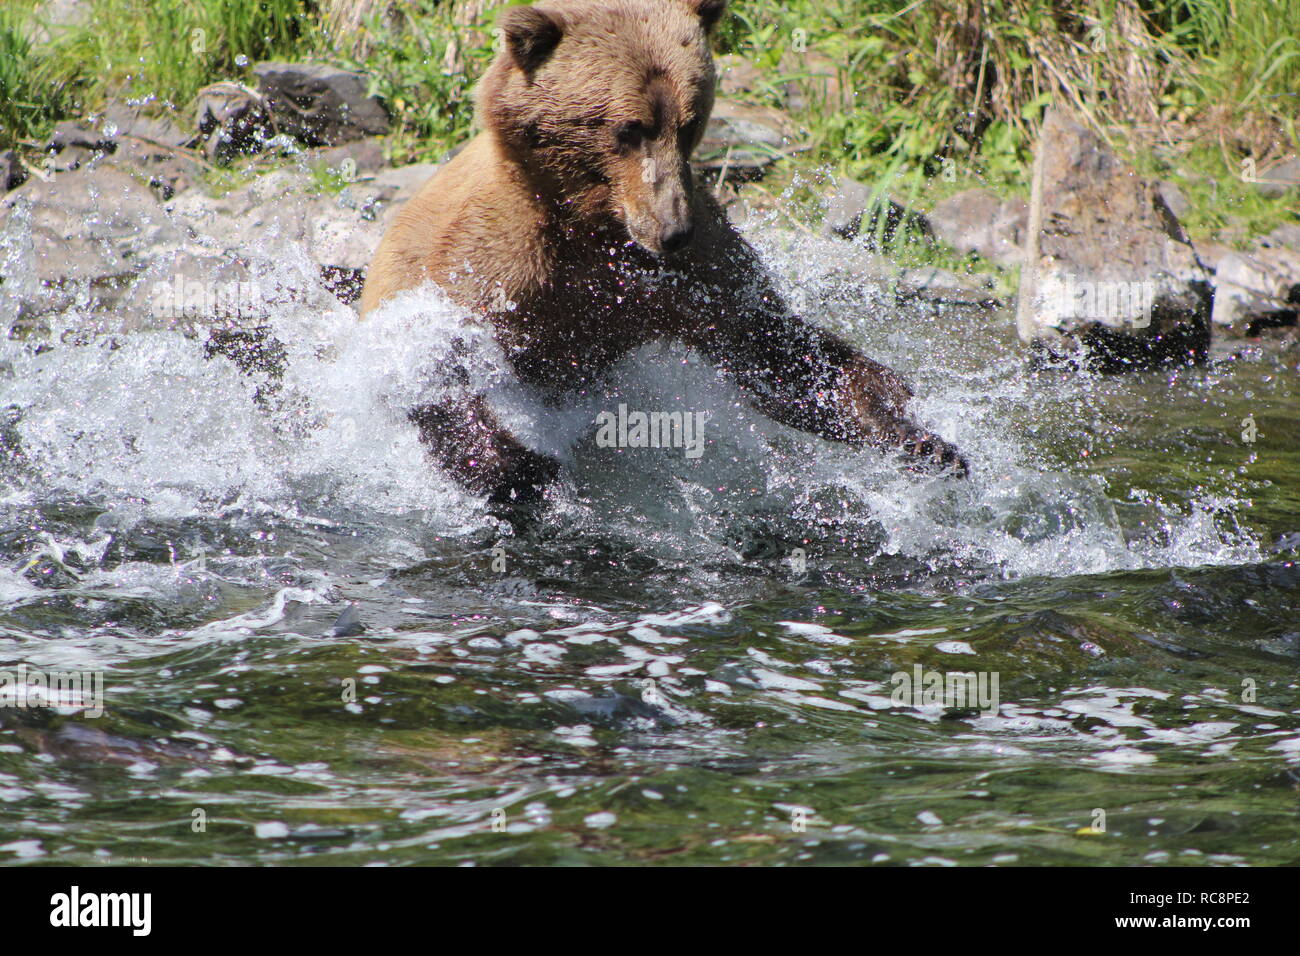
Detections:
0,271,1297,866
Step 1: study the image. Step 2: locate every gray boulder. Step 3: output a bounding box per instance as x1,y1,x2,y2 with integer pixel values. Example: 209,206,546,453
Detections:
97,103,193,151
115,140,203,199
46,119,117,157
1266,223,1300,252
253,62,390,147
1257,157,1300,199
792,235,999,310
927,187,1027,266
25,0,89,43
714,51,850,113
1015,107,1212,371
195,82,277,164
41,110,201,199
714,54,765,100
0,165,182,325
43,104,191,162
1208,237,1300,335
694,99,802,182
1155,180,1191,220
167,160,435,274
820,176,932,250
0,152,440,331
303,138,388,181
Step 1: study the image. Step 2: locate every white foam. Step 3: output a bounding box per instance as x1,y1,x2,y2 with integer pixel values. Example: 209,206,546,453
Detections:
0,223,1262,587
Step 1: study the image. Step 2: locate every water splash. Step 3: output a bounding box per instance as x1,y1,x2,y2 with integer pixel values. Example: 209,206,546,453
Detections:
0,224,1262,589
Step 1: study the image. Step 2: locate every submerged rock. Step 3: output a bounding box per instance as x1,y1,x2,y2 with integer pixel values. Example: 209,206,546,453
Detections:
564,690,673,726
331,603,366,637
1015,107,1212,371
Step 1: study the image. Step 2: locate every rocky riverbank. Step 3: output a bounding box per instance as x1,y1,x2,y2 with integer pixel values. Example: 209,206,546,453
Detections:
1,45,1297,370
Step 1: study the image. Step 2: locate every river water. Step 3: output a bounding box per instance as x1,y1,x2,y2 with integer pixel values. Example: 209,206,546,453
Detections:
0,226,1296,866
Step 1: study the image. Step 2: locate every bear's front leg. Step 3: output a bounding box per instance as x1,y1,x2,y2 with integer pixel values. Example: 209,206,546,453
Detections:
678,192,967,476
835,352,969,476
409,394,560,510
685,312,968,476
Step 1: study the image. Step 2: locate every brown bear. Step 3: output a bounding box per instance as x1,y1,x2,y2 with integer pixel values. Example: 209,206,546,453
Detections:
360,0,967,511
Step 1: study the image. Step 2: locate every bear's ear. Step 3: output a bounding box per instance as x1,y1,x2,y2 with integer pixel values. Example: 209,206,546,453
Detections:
683,0,727,31
500,6,565,75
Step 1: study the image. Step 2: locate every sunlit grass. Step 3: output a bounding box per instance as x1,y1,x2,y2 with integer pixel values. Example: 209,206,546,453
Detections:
0,0,86,149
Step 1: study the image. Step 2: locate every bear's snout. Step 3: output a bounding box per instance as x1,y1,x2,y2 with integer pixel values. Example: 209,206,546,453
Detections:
623,171,695,256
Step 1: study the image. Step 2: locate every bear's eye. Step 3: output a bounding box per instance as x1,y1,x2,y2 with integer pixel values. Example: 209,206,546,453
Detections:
615,121,648,150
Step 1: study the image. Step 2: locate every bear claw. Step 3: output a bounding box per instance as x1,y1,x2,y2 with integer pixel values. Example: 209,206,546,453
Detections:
895,424,968,478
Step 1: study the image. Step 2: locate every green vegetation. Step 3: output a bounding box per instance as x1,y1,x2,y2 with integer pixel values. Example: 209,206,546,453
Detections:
725,0,1299,177
0,0,1295,257
712,0,1298,254
331,0,493,164
0,0,313,148
0,1,85,154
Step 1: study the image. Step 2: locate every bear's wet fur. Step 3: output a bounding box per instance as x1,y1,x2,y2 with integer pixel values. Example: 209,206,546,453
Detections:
361,0,966,510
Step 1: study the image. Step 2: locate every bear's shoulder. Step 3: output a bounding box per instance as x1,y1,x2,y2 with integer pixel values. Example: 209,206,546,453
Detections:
361,135,553,314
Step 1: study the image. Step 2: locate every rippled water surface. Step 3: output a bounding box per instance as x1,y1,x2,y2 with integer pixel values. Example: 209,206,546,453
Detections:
1,229,1297,866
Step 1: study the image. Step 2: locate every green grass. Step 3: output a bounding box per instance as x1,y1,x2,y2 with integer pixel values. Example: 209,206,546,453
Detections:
333,0,496,165
712,1,1298,184
0,0,319,150
65,0,316,107
0,0,86,150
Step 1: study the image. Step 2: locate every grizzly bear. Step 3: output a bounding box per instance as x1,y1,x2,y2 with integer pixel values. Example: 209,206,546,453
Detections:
360,0,967,511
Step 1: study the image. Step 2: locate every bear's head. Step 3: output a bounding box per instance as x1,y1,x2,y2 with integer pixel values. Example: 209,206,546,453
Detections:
477,0,725,256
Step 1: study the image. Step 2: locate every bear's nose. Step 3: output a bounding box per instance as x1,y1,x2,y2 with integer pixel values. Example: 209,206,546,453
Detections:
660,223,695,252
